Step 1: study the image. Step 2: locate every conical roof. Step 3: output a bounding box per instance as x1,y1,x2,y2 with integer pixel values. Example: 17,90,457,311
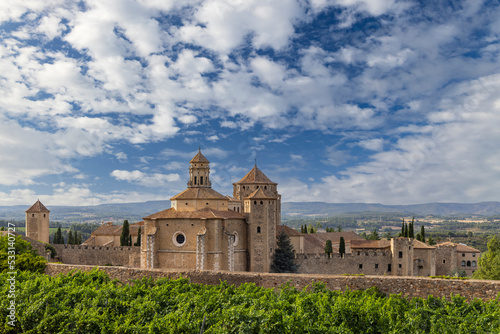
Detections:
235,165,276,184
26,200,50,213
190,149,209,163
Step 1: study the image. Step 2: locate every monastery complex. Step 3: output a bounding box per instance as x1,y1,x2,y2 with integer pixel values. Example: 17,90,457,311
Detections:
24,150,481,277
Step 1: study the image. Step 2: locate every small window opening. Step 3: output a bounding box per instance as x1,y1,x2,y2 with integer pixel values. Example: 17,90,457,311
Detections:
32,214,34,217
443,259,446,264
43,214,46,218
265,186,267,190
257,226,261,233
359,264,363,269
398,251,403,259
398,264,402,268
375,263,379,269
260,201,263,205
462,253,465,257
194,176,197,185
254,201,257,204
388,264,392,272
461,260,466,266
200,176,203,185
467,260,471,267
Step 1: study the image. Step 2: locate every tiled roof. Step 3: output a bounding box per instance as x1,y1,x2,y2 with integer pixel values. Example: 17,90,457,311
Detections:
436,242,480,253
234,166,276,184
413,239,435,249
170,187,228,200
246,188,274,199
190,150,209,163
26,200,50,213
350,239,391,249
144,207,245,220
277,225,302,236
311,231,365,244
90,223,143,236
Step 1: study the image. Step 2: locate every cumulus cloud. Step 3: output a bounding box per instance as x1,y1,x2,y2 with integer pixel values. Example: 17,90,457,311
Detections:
111,170,180,187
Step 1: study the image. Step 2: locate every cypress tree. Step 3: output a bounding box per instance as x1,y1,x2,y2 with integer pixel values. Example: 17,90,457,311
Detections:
129,235,132,247
339,237,346,258
421,225,425,243
401,220,405,237
54,226,62,244
324,239,333,257
271,232,299,273
120,220,130,246
77,232,82,245
135,227,141,246
409,217,415,239
68,230,74,245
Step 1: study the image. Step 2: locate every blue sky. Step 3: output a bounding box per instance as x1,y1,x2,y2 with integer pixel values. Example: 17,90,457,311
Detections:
1,0,500,206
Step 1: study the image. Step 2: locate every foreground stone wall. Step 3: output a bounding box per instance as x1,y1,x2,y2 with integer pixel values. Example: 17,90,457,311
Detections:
52,244,140,267
45,263,500,301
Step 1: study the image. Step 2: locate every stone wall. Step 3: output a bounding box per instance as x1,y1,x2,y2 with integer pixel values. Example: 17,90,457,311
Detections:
296,251,393,276
44,263,500,301
52,244,140,267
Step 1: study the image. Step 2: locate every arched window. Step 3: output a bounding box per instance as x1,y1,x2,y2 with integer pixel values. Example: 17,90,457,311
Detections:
264,186,267,190
260,201,263,205
200,176,203,185
461,260,466,266
254,201,257,204
194,176,197,185
257,226,261,233
467,260,471,267
256,185,259,189
237,207,240,212
243,186,245,189
43,214,46,217
32,214,34,217
472,261,477,267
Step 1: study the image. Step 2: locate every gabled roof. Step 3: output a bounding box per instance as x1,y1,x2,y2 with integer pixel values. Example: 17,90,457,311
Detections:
26,200,50,213
277,225,302,236
350,239,391,249
435,242,480,253
190,150,209,163
234,165,276,184
143,207,245,220
170,187,227,200
413,239,435,249
246,188,274,199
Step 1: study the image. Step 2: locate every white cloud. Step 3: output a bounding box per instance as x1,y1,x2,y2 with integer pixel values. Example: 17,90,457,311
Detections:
111,170,180,187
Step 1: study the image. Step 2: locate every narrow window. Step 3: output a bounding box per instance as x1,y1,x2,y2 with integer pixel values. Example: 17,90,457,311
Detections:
257,226,261,233
472,261,476,267
443,259,446,264
43,214,46,218
200,176,203,185
237,207,240,212
265,186,267,190
398,251,403,259
254,201,257,205
256,185,259,189
467,260,471,267
461,260,466,266
398,264,402,268
375,263,379,269
32,214,34,217
359,264,363,269
462,253,465,257
260,201,263,205
388,264,392,272
194,176,197,185
243,186,245,189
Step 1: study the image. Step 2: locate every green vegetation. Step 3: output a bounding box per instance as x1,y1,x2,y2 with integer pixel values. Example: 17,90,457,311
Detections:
271,232,299,273
324,239,333,257
120,219,130,246
473,235,500,280
0,235,46,274
1,270,500,333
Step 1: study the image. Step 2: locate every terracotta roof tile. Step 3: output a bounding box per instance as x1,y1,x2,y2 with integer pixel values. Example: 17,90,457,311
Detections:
350,239,391,249
413,239,435,249
144,207,245,220
91,223,143,236
190,150,209,163
277,225,301,236
246,188,274,199
170,187,227,200
234,166,276,184
26,200,50,213
436,242,480,253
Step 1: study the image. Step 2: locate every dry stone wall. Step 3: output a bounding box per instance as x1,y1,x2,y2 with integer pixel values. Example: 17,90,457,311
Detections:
45,263,500,301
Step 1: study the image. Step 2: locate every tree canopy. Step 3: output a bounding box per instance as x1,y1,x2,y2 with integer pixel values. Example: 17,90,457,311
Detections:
271,232,299,273
473,235,500,280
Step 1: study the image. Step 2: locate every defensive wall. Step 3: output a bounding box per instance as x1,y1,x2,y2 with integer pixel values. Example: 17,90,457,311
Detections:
296,252,393,276
52,244,141,267
45,263,500,301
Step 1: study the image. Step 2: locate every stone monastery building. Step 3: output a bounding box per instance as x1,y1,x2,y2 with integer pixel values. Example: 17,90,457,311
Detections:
138,149,280,272
24,150,481,277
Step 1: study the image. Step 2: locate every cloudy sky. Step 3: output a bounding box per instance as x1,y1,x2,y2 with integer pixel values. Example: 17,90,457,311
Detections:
0,0,499,206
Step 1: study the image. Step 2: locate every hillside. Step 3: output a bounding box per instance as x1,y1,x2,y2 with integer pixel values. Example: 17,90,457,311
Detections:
1,200,500,223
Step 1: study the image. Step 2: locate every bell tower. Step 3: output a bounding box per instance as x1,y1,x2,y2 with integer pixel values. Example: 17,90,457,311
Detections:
187,148,211,188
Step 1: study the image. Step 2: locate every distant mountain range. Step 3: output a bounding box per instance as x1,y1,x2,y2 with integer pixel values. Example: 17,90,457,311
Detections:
1,201,500,223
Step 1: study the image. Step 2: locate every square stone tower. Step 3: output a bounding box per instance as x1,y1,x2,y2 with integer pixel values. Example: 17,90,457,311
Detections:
25,200,50,243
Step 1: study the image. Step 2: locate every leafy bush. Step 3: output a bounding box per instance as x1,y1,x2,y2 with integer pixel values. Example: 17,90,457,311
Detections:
1,269,499,333
0,235,46,274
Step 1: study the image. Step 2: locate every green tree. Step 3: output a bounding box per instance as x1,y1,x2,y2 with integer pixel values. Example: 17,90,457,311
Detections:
416,233,421,241
420,225,425,243
68,230,74,245
120,220,130,246
427,235,436,245
339,236,346,258
135,227,141,247
382,231,392,240
400,220,405,237
337,224,342,232
368,229,380,240
77,232,83,245
409,217,414,239
271,232,299,273
324,240,333,257
361,232,368,240
0,235,46,273
473,235,500,280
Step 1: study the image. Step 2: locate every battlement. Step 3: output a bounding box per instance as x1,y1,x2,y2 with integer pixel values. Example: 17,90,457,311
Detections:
52,243,140,267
